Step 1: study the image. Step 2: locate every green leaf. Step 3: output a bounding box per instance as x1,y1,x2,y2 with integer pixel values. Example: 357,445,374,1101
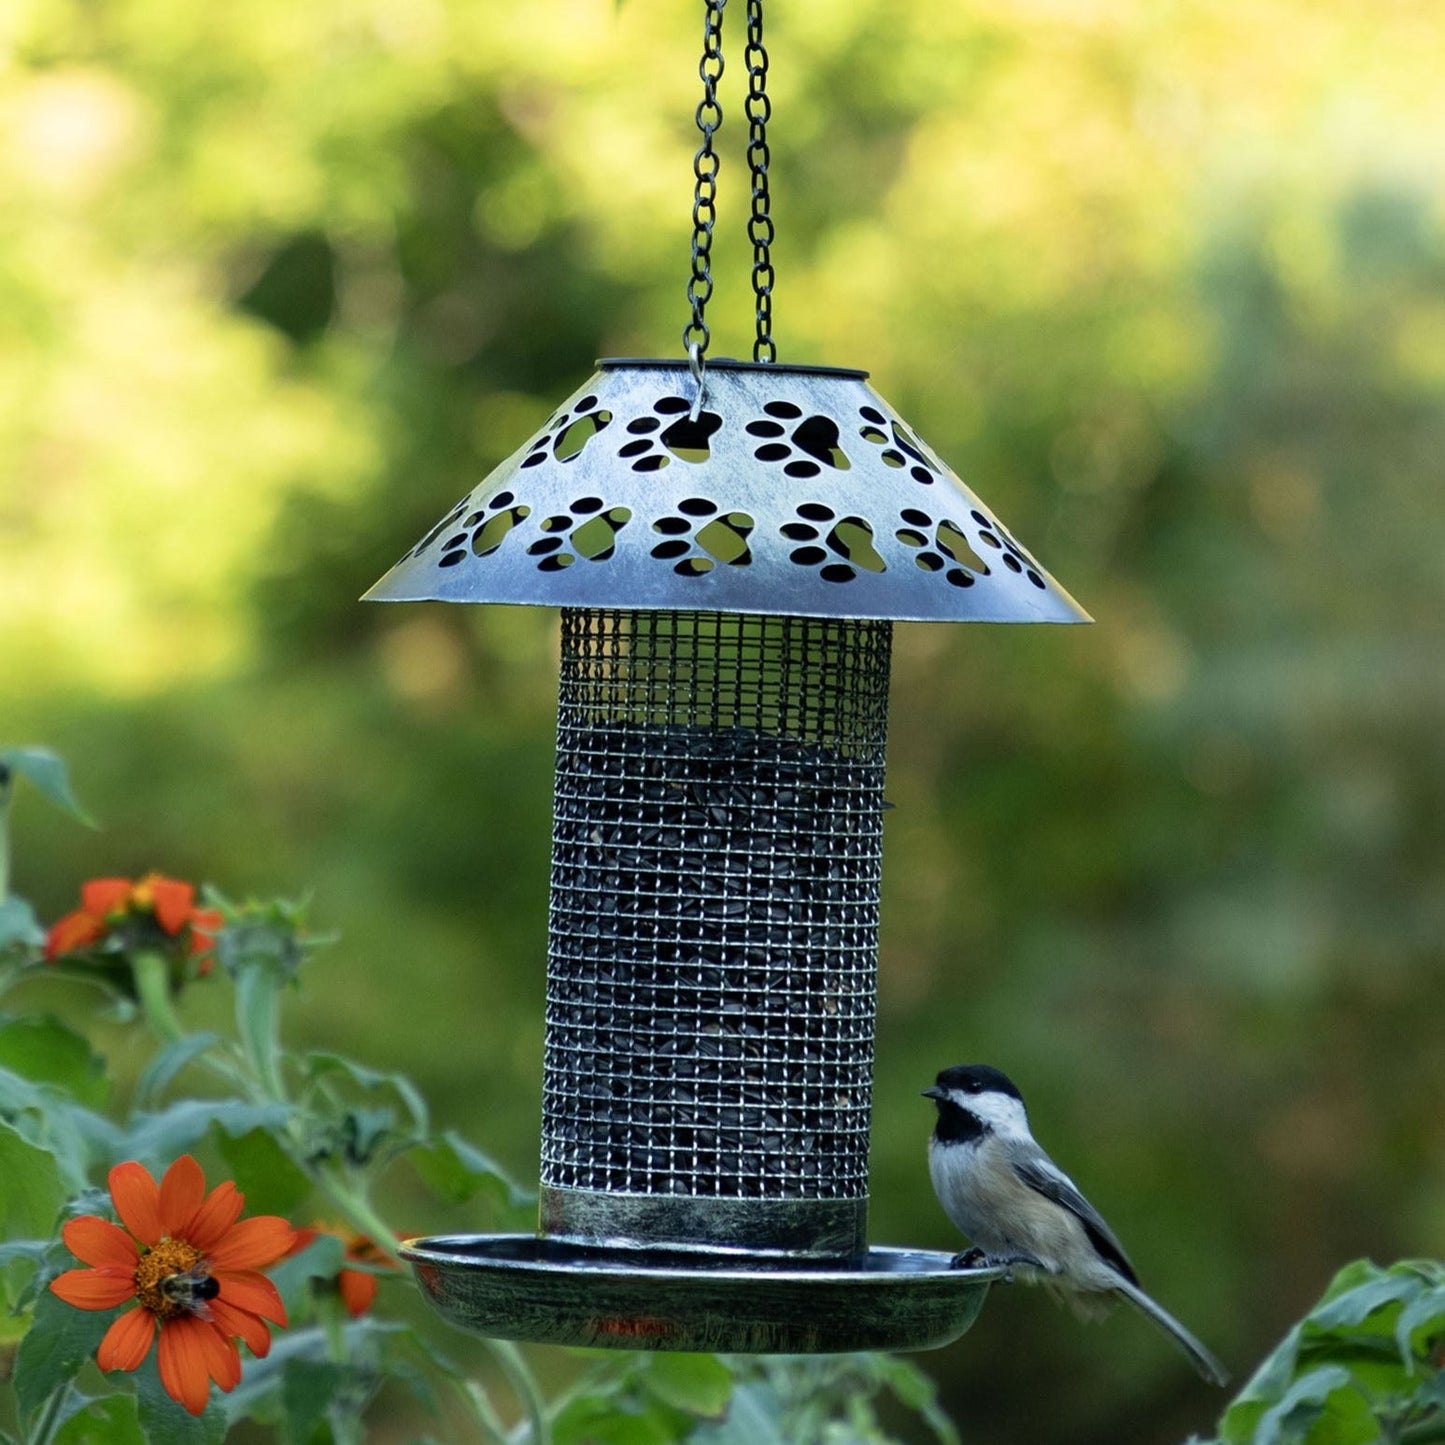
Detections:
215,1126,311,1216
646,1354,734,1419
134,1355,228,1444
133,1033,222,1111
552,1396,677,1445
303,1052,430,1138
0,1120,64,1239
54,1393,146,1445
283,1357,354,1444
0,1238,50,1311
407,1129,530,1209
121,1099,291,1170
871,1354,962,1445
1252,1365,1352,1445
0,748,97,827
1308,1271,1423,1333
0,1015,108,1107
0,1068,108,1192
692,1380,789,1445
1395,1285,1445,1365
14,1280,117,1424
0,897,44,951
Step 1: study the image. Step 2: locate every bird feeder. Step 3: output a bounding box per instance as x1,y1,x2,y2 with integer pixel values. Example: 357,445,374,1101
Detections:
371,0,1087,1354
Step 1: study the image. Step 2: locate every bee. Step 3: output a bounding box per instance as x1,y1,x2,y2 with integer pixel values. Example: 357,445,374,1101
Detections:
159,1266,221,1316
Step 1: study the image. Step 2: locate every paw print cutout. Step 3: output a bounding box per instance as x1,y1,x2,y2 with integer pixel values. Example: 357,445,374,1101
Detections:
779,502,886,584
617,397,724,473
650,497,755,576
520,496,632,572
885,497,1046,590
856,405,939,485
519,393,614,469
436,490,537,569
746,401,851,480
967,509,1048,589
895,507,1017,589
412,494,470,564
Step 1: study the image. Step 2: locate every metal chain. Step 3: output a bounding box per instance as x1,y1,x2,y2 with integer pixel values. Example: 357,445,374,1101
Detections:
684,0,727,362
744,0,776,362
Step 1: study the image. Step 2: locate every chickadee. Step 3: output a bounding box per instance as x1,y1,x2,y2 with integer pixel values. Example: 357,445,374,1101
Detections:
924,1063,1228,1386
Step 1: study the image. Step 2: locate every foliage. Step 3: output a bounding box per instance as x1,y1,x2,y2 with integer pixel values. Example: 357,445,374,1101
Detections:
1195,1260,1445,1445
0,759,955,1441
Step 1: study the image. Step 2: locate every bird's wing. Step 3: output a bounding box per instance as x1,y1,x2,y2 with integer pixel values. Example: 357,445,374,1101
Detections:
1011,1153,1139,1286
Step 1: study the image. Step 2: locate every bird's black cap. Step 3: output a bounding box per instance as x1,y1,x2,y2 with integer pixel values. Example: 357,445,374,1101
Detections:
930,1064,1024,1102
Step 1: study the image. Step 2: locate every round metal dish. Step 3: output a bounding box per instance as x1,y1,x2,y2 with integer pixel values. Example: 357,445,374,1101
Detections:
401,1234,1003,1353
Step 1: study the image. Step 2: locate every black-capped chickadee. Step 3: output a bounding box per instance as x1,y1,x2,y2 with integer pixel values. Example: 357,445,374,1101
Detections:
923,1063,1228,1385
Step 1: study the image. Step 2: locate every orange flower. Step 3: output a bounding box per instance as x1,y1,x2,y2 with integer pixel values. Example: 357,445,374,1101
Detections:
290,1222,399,1317
46,873,222,965
50,1156,296,1416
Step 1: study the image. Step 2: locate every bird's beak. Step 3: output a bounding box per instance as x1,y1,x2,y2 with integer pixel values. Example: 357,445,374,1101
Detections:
921,1086,946,1101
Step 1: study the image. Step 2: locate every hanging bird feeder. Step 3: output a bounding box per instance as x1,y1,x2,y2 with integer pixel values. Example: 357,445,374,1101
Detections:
372,0,1088,1354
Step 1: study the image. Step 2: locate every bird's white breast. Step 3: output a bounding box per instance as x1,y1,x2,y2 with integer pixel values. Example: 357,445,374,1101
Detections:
929,1135,1095,1273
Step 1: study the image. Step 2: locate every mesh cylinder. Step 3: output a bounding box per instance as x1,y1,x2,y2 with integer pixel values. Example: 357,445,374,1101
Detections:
540,608,892,1256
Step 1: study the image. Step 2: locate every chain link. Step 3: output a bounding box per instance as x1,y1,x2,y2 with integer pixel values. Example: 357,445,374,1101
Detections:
744,0,775,363
683,0,777,365
684,0,727,361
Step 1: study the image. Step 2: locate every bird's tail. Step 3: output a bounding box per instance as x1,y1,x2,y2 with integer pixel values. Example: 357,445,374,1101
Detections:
1112,1277,1230,1386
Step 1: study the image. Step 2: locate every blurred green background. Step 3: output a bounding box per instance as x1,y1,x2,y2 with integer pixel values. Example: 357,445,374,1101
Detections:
2,0,1442,1440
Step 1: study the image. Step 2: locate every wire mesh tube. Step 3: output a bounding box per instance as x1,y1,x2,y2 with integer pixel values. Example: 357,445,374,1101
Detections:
540,608,892,1256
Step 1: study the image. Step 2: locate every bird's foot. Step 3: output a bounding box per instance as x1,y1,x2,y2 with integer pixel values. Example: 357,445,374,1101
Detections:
949,1248,989,1270
951,1249,1045,1282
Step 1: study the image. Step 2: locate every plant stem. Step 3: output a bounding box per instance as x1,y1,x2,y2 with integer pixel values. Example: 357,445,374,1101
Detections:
454,1378,510,1445
26,1383,72,1445
132,949,184,1044
484,1338,550,1445
0,772,12,905
1401,1415,1445,1445
313,1173,405,1262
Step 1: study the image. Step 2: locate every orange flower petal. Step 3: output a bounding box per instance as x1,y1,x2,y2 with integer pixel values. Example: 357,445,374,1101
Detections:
284,1226,320,1257
186,1181,247,1253
338,1268,378,1318
46,909,108,960
195,1320,243,1393
108,1161,163,1246
208,1296,273,1358
213,1270,287,1326
159,1155,207,1238
189,909,222,955
97,1307,156,1372
50,1267,138,1310
63,1215,140,1271
157,1316,213,1416
206,1216,296,1271
81,879,133,918
149,878,196,936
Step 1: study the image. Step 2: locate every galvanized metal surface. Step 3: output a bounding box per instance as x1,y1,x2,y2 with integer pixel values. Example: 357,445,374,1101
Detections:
539,1188,866,1258
364,358,1090,624
542,610,888,1255
402,1234,1003,1353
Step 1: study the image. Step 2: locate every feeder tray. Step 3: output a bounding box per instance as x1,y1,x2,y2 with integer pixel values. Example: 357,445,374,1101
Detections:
366,0,1089,1357
402,1236,1003,1354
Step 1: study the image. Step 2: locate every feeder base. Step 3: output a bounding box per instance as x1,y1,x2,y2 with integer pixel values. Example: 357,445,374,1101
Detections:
401,1234,1002,1353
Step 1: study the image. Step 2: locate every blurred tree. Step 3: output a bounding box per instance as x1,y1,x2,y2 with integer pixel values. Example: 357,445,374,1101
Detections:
2,1,1441,1441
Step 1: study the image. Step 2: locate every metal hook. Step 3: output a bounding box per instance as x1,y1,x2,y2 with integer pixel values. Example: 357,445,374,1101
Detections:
688,341,708,421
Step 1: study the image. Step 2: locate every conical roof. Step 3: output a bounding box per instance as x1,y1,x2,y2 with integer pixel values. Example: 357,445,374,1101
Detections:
365,358,1089,624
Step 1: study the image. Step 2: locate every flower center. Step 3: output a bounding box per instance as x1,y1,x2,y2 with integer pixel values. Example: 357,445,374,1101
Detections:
133,1238,214,1319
